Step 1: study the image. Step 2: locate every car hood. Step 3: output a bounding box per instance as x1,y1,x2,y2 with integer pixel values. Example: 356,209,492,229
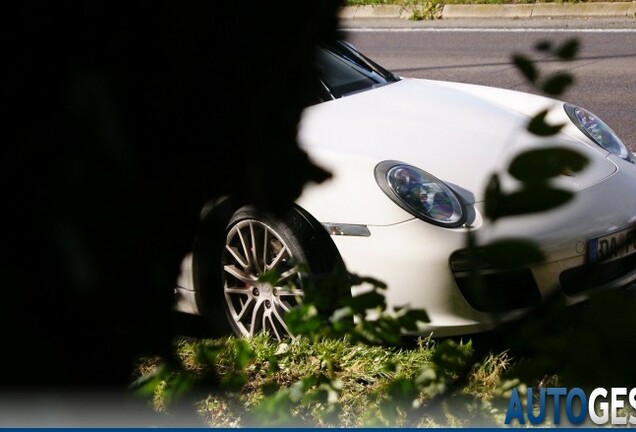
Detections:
299,78,616,205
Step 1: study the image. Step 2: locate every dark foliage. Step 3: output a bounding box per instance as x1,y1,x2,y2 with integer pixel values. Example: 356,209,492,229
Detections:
2,0,341,420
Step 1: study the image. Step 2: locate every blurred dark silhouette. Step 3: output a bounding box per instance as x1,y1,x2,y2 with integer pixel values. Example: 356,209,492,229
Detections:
2,0,341,408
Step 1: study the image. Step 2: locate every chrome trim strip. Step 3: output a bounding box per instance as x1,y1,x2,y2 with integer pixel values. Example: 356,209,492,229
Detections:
322,222,371,237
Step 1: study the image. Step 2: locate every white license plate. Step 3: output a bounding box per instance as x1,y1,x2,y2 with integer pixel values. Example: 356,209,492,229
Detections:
588,227,636,264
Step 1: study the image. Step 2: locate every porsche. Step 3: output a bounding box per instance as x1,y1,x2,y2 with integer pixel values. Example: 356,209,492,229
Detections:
175,41,636,339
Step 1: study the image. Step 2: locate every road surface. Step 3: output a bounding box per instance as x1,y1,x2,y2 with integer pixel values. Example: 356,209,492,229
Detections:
344,21,636,150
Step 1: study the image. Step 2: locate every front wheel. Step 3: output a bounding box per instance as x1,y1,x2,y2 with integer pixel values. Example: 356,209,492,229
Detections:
194,201,344,340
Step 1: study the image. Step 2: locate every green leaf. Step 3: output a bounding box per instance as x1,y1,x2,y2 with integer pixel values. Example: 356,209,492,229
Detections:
258,269,281,286
541,73,574,96
382,361,398,374
196,343,223,366
512,54,538,84
478,239,546,270
497,186,574,218
432,339,473,376
330,306,354,323
349,274,388,289
345,290,386,313
222,372,249,390
399,309,430,331
285,304,323,336
403,309,430,323
555,38,580,60
386,378,419,401
534,40,552,52
234,339,255,369
262,381,281,396
165,373,195,403
527,109,565,137
332,318,355,334
508,147,589,183
484,174,502,221
267,357,280,374
129,365,169,397
372,318,403,345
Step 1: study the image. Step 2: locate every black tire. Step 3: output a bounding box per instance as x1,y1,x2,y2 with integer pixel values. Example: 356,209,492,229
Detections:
193,198,344,339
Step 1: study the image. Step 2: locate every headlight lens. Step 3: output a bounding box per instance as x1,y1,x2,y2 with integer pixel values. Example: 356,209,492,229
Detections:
375,161,464,227
565,104,630,160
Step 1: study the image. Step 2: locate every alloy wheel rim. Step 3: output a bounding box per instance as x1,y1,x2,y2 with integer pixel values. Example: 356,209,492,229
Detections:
222,219,303,339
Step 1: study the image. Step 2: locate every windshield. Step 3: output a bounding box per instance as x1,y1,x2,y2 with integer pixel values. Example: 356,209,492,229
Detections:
316,41,398,100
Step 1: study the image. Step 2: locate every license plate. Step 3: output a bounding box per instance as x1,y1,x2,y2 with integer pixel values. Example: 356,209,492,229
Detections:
588,227,636,264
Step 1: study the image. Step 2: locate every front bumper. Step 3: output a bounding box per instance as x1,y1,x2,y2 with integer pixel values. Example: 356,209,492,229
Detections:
331,159,636,337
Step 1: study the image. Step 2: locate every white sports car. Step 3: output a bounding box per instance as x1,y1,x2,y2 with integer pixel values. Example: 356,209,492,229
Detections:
175,41,636,339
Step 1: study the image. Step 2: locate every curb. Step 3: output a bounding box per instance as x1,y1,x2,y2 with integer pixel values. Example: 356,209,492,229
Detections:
339,2,636,19
339,4,412,19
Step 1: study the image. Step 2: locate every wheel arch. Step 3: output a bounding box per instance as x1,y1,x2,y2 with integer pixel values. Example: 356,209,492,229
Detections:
192,196,346,335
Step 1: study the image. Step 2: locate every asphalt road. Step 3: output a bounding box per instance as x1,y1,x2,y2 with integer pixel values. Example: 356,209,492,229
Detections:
343,21,636,150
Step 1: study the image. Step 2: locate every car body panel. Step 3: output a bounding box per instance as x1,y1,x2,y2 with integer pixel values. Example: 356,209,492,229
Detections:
177,44,636,337
320,161,636,336
298,78,618,225
294,77,636,336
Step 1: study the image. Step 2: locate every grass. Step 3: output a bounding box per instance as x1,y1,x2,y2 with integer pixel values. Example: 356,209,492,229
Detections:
137,334,514,427
135,294,636,427
345,0,625,5
343,0,628,20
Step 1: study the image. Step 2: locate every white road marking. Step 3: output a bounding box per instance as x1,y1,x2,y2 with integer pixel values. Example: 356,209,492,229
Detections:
343,28,636,33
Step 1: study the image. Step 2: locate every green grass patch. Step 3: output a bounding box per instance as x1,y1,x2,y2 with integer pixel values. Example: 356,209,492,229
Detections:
137,334,513,427
343,0,624,20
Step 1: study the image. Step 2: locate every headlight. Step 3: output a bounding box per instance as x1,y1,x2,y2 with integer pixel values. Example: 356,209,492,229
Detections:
374,160,464,227
565,104,630,160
